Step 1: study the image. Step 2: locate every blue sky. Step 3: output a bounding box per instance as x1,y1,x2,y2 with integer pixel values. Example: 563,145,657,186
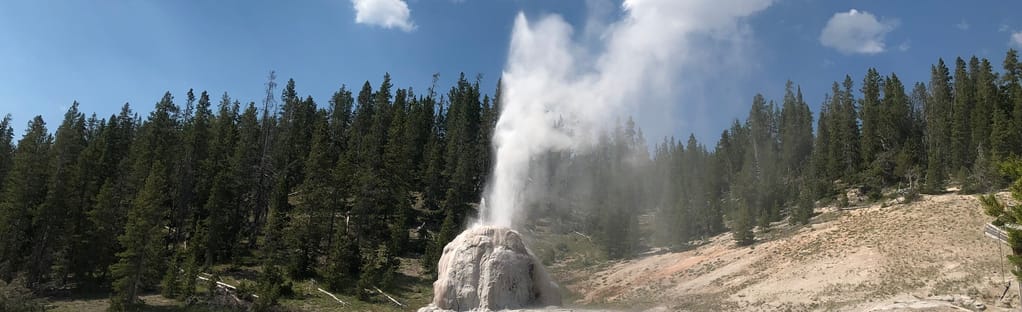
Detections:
1,0,1021,144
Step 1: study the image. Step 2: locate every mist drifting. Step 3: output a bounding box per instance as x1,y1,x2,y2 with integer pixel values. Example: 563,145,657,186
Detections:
481,0,773,228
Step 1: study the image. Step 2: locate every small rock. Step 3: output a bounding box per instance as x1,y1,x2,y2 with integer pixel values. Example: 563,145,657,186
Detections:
961,298,975,307
973,302,986,310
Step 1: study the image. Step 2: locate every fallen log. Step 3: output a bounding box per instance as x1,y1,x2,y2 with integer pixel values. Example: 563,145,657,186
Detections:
197,274,258,298
374,286,403,307
317,287,347,305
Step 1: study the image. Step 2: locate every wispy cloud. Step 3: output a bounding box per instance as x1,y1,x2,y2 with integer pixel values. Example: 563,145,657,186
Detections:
955,20,969,30
819,9,896,55
898,41,910,52
1011,32,1022,48
822,58,835,68
351,0,415,32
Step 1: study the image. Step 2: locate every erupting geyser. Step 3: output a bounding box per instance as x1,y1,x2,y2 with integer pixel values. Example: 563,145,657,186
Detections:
422,0,772,310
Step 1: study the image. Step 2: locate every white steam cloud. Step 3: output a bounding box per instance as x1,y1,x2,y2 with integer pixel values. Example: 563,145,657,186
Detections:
482,0,773,228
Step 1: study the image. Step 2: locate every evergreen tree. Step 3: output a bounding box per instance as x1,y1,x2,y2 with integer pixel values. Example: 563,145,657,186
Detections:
85,105,137,286
65,113,108,288
837,76,861,178
981,159,1022,283
860,68,883,166
232,102,263,250
972,58,998,159
950,57,975,172
109,161,170,311
198,94,240,265
925,59,954,192
323,224,361,293
383,88,412,256
779,82,814,214
0,115,14,194
31,103,87,286
1002,50,1022,155
731,198,754,246
880,74,913,186
175,90,211,246
442,74,483,225
286,110,335,278
902,83,929,189
810,96,834,194
0,116,51,281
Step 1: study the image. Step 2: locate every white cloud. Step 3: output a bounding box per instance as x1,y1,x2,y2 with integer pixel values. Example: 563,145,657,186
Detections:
1011,32,1022,48
819,9,895,54
351,0,415,32
1000,23,1011,32
955,20,969,30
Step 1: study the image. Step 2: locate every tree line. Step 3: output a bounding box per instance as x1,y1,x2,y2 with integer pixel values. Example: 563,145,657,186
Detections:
519,49,1022,257
3,48,1022,309
0,72,496,310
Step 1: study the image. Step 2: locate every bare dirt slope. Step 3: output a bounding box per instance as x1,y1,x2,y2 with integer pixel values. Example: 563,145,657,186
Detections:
555,192,1015,311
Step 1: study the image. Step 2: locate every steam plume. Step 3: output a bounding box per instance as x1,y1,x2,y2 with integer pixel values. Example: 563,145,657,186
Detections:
483,0,772,228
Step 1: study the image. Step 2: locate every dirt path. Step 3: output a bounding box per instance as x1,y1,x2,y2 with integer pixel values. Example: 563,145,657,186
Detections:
555,192,1015,311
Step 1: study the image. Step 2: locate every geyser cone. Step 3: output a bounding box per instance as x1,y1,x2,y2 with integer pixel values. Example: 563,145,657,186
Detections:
419,226,561,312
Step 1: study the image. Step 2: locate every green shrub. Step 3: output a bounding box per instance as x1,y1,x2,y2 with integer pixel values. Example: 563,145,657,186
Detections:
0,277,44,312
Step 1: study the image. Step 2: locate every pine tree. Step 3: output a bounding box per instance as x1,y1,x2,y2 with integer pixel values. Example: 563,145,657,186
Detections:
950,57,975,173
175,90,211,246
442,74,483,225
383,89,412,256
31,103,88,286
0,115,14,194
323,224,361,293
159,250,182,299
790,181,814,225
232,102,263,250
880,74,913,186
981,158,1022,283
109,161,170,311
286,110,335,278
1002,49,1022,155
901,83,929,189
85,105,137,286
65,113,109,288
253,264,287,311
731,198,755,246
837,76,861,178
0,116,51,282
810,96,834,195
860,68,883,166
779,82,814,213
262,175,290,266
925,59,954,192
991,109,1015,161
199,94,240,265
972,58,998,159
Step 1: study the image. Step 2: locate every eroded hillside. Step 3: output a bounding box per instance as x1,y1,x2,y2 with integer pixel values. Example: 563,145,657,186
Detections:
552,192,1013,311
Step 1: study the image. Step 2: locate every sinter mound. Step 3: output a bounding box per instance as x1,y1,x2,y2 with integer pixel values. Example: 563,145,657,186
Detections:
419,226,561,312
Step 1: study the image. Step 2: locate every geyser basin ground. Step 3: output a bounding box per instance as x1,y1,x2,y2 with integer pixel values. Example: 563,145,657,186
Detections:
419,226,561,312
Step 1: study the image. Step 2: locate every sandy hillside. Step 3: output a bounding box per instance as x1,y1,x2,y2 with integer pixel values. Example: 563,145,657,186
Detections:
554,192,1017,311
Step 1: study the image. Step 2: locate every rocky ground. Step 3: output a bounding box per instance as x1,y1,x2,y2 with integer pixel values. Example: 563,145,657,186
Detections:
552,191,1015,311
